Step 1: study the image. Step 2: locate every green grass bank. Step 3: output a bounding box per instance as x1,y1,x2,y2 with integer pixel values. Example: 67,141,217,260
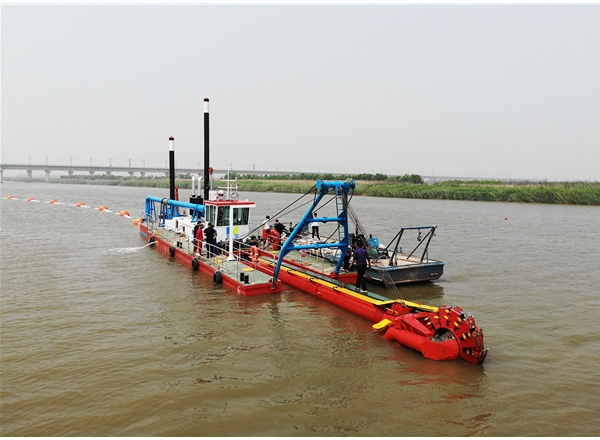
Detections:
7,175,600,205
236,179,600,205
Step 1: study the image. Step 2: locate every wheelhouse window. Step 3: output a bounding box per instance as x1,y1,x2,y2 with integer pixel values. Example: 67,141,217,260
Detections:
206,205,216,226
206,205,250,226
216,207,229,226
233,208,250,225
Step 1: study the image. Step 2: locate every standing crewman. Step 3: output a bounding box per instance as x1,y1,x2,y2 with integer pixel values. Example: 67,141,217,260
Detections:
350,242,371,293
194,223,204,256
310,212,320,240
261,216,271,246
268,227,281,251
274,219,286,235
192,222,202,254
204,222,216,257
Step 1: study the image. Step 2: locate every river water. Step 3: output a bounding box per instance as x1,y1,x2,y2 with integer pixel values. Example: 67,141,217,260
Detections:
1,181,598,436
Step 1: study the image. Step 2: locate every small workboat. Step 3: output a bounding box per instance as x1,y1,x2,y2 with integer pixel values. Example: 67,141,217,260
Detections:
362,226,444,285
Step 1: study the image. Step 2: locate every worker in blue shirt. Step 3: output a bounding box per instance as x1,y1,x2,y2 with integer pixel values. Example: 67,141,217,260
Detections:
351,241,371,293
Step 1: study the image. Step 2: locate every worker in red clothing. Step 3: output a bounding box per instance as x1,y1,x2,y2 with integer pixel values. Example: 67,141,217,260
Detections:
261,215,270,246
195,223,204,256
267,227,281,251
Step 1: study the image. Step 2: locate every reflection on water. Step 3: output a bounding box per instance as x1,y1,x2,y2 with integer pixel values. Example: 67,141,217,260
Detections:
1,183,599,436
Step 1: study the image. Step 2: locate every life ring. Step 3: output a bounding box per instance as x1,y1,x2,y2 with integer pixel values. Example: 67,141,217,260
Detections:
213,270,223,284
191,257,199,271
169,245,175,257
250,246,259,262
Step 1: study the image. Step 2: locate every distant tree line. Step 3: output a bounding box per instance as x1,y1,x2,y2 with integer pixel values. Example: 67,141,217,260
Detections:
229,172,424,184
8,172,598,204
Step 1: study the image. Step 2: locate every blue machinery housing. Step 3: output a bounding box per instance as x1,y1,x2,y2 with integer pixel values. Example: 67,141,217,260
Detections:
144,196,205,225
274,180,356,281
144,180,355,283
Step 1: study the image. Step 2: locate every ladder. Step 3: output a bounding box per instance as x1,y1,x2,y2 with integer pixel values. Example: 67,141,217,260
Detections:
343,198,404,301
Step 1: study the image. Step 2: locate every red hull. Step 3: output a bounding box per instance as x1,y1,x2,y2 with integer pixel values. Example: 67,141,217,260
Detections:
254,248,358,284
253,257,487,365
140,225,281,296
140,225,486,364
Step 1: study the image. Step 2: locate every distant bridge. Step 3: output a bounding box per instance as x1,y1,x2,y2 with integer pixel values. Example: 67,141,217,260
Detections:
0,163,305,183
0,162,516,184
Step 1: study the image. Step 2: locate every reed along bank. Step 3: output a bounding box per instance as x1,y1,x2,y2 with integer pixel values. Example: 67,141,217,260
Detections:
11,174,600,205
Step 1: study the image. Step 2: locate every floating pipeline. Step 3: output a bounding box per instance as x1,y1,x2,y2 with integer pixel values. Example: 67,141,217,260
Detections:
6,196,139,223
252,255,487,365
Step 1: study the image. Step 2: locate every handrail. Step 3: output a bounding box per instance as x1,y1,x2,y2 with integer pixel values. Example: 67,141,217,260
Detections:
386,226,437,265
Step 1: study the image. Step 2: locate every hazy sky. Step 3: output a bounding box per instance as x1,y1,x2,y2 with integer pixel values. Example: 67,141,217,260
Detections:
2,4,599,181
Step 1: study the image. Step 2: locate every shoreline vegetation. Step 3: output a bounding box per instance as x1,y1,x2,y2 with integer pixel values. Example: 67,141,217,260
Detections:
5,172,600,205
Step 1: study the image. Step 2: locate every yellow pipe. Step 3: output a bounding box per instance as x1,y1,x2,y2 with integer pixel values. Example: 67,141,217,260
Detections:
260,258,439,313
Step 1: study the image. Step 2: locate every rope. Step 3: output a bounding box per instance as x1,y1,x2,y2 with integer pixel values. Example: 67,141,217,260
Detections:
342,196,405,302
240,184,318,240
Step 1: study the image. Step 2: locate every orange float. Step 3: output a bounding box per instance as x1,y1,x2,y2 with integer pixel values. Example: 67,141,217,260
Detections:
98,205,108,211
75,202,85,207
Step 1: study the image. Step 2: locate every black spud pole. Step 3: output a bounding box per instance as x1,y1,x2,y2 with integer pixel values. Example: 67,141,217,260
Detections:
203,98,210,201
169,136,175,201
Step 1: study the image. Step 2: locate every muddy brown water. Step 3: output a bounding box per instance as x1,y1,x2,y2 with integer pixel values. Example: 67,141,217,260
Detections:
1,182,598,436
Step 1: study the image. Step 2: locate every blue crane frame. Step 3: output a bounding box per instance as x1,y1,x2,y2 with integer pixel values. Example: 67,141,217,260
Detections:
273,179,356,282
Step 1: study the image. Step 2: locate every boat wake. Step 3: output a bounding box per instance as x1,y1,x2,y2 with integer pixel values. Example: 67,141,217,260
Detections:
105,245,151,254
